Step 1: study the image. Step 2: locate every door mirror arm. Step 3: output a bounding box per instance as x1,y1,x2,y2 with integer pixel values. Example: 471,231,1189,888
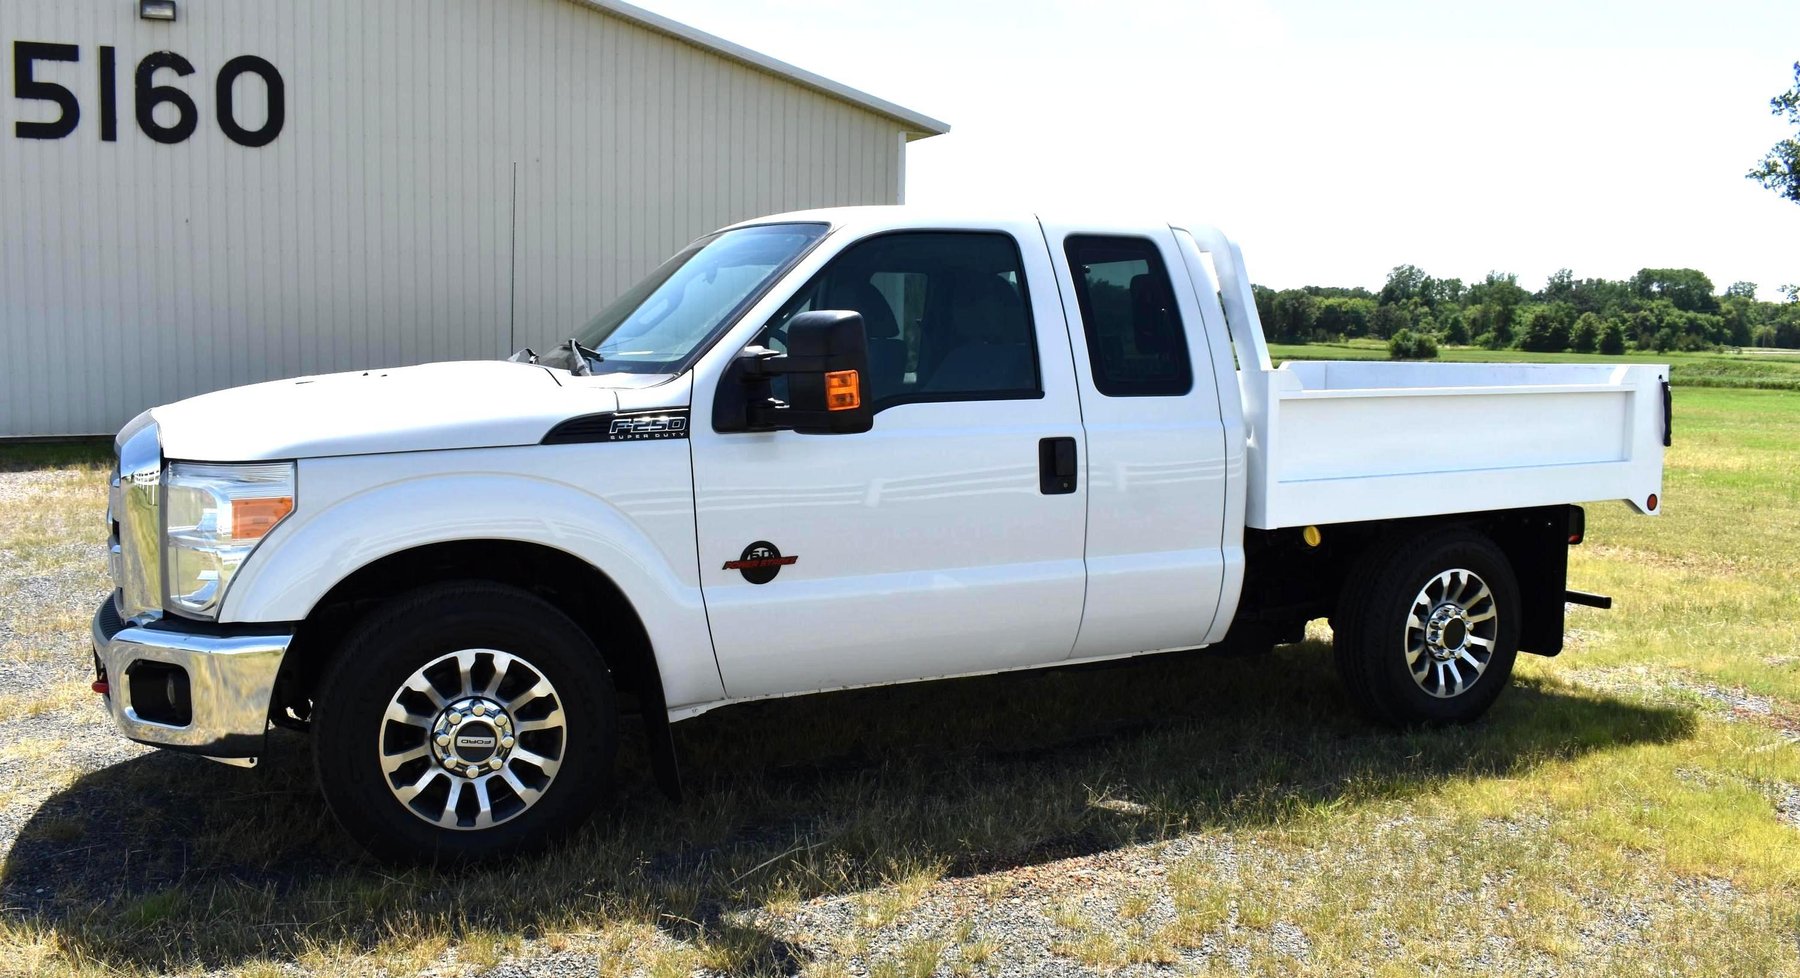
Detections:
735,345,838,378
720,346,797,433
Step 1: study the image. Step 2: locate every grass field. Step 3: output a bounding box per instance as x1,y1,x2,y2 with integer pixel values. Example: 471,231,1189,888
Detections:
1,356,1797,976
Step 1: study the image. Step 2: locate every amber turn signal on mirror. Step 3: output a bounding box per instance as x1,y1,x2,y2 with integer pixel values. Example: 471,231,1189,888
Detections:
824,370,862,411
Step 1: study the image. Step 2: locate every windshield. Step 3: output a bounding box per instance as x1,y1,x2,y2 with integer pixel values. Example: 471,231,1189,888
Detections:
544,222,828,375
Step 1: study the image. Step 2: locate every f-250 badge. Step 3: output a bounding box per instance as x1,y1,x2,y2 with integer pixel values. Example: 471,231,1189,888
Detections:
607,413,688,440
723,541,797,584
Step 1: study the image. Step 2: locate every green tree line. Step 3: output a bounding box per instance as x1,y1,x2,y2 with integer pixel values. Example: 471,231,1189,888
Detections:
1253,265,1800,356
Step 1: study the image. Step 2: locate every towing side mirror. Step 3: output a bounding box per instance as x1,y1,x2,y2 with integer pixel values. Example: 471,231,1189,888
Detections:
712,310,874,435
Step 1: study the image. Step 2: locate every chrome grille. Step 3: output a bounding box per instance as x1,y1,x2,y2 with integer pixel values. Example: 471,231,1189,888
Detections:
107,461,123,614
114,414,162,622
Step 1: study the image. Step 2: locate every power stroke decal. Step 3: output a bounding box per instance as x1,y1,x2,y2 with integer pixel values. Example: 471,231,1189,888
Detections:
541,409,690,444
723,541,796,585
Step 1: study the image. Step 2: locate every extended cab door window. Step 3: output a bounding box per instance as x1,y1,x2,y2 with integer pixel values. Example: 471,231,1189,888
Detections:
1064,235,1193,397
764,232,1043,411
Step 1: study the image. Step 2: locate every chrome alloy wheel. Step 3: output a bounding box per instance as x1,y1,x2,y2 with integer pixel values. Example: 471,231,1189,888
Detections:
378,649,567,830
1403,568,1499,699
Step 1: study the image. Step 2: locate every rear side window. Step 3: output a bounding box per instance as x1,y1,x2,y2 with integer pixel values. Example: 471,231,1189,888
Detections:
767,231,1042,411
1064,235,1193,397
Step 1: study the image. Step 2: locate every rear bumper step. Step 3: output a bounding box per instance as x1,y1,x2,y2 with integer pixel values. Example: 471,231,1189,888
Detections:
1565,589,1613,610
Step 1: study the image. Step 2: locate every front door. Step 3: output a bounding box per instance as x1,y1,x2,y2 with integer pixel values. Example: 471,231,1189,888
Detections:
689,225,1089,698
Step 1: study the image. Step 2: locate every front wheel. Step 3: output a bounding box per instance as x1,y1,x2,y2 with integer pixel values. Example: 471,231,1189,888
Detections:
312,582,617,863
1333,529,1520,726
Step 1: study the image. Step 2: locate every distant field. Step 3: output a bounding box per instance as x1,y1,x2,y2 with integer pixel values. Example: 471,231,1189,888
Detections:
0,389,1796,976
1267,340,1800,391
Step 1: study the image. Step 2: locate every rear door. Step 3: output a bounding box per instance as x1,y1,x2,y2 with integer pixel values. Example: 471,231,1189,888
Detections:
1039,223,1231,657
688,221,1090,698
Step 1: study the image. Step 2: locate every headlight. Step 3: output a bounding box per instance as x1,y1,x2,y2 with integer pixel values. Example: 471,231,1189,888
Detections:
164,461,296,618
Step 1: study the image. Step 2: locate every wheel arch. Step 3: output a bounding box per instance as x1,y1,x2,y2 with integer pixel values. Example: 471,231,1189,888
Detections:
1239,505,1575,655
274,539,663,720
273,538,688,799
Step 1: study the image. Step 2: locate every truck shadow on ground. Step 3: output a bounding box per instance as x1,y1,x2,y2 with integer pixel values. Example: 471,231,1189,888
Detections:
2,642,1693,973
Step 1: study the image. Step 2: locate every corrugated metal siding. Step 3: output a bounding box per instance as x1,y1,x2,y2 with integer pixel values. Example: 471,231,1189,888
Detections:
0,0,906,437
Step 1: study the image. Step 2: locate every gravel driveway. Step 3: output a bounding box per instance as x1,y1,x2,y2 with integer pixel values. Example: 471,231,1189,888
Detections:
0,465,150,861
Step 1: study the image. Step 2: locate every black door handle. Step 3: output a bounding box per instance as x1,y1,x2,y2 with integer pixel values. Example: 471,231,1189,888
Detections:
1039,436,1077,494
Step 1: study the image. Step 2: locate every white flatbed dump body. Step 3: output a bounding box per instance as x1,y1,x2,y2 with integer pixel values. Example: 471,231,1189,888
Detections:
1173,224,1669,532
1245,360,1669,529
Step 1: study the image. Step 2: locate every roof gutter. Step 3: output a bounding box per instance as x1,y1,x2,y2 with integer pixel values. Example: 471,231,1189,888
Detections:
566,0,950,139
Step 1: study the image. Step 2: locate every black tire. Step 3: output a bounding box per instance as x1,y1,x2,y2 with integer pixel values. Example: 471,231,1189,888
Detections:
1333,529,1520,726
312,581,616,863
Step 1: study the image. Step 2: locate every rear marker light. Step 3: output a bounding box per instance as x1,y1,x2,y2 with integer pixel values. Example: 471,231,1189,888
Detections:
92,680,109,695
825,370,861,411
1647,493,1659,511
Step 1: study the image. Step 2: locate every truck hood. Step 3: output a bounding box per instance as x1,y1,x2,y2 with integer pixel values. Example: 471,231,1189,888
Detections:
153,361,619,461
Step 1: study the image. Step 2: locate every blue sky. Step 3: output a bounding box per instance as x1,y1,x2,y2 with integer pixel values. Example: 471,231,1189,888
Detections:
640,0,1800,299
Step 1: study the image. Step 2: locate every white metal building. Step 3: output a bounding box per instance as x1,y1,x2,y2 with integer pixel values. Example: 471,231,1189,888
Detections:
0,0,945,437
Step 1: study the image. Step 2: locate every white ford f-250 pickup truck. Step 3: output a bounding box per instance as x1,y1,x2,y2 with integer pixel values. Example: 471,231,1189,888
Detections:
91,207,1669,861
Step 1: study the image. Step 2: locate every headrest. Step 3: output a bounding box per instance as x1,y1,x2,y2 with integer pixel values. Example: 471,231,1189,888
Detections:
825,279,901,339
952,275,1027,344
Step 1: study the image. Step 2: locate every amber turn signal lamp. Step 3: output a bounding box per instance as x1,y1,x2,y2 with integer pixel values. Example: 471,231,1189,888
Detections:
824,370,862,411
235,496,295,539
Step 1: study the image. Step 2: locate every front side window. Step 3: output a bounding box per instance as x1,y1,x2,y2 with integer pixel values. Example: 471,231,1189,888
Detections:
766,231,1042,410
1065,235,1193,397
550,222,828,374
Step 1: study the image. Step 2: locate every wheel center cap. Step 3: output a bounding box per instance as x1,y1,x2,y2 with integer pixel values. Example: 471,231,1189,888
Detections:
452,721,498,763
430,697,516,775
1424,605,1470,661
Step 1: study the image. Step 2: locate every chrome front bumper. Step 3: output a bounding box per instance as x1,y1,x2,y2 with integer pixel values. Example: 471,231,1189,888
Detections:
91,601,290,760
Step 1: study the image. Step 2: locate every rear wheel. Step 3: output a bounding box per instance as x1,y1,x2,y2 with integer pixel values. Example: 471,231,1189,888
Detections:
312,582,616,863
1333,529,1520,726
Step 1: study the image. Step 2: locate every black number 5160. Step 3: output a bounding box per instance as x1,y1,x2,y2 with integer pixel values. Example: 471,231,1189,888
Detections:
12,41,285,147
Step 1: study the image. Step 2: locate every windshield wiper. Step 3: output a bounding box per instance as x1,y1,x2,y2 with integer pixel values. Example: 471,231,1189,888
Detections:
565,338,603,377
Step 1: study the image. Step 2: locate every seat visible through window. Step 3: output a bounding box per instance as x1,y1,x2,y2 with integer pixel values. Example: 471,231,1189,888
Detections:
925,274,1034,393
824,279,906,402
763,230,1042,410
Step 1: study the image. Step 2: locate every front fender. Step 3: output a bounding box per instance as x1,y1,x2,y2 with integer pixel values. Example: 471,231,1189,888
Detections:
218,447,723,708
